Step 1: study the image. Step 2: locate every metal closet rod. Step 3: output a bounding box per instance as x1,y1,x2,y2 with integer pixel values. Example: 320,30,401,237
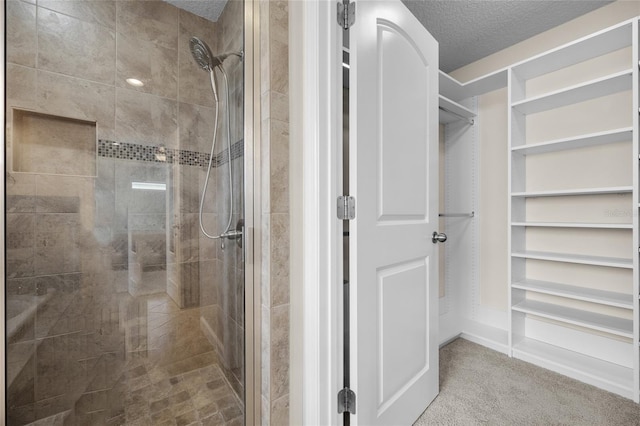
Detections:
439,211,475,218
439,105,475,125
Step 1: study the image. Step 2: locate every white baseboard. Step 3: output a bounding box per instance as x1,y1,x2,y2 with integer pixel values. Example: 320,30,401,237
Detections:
439,310,462,346
460,319,509,355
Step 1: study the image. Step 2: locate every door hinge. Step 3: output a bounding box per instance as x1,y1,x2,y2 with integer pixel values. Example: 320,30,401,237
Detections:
337,387,356,414
337,196,356,220
337,1,356,30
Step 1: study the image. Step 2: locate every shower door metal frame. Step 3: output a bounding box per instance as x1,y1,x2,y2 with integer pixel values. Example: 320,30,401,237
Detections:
0,1,257,421
244,0,261,424
0,0,6,420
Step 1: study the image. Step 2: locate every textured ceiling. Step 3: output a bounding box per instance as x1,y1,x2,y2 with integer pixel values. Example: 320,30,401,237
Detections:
401,0,614,72
163,0,228,22
169,0,613,70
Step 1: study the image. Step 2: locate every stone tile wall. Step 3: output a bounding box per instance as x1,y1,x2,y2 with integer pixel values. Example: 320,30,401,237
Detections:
207,0,246,402
260,1,291,424
5,0,245,423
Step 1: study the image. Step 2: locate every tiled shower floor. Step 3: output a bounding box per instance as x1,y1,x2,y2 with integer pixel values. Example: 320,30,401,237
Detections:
119,362,243,425
21,294,243,426
116,295,244,426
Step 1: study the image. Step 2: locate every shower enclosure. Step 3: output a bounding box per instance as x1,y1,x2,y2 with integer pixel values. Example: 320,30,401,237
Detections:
4,1,250,424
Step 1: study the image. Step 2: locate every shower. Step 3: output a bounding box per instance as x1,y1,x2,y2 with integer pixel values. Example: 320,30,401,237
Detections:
189,36,243,242
5,1,251,422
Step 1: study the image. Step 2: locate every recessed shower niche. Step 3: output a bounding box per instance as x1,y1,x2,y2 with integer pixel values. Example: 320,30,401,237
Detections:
11,108,97,176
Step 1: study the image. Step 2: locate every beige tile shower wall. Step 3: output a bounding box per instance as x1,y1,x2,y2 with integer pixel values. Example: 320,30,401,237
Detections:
260,1,290,424
6,0,224,310
12,110,97,177
207,0,246,400
4,0,220,186
4,1,236,421
449,1,640,313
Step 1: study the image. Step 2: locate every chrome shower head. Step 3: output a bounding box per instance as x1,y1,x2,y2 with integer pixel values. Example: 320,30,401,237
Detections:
190,37,243,71
189,36,214,71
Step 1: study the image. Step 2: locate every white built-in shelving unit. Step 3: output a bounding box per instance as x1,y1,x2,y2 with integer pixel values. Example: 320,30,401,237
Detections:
438,69,508,125
511,251,633,269
438,95,475,124
511,127,633,155
439,18,640,402
438,67,512,351
437,75,478,346
439,68,509,102
508,18,639,402
510,69,633,114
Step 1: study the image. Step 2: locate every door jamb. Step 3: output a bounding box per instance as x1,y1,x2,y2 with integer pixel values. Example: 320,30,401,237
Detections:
289,1,342,424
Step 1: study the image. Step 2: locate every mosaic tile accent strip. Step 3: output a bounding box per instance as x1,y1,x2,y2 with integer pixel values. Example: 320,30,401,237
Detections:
98,139,244,168
215,139,244,166
214,139,245,168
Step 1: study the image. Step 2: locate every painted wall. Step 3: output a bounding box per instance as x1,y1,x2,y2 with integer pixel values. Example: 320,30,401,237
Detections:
450,0,640,314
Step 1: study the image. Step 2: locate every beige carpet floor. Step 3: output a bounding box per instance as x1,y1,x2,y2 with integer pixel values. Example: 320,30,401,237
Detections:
415,338,640,425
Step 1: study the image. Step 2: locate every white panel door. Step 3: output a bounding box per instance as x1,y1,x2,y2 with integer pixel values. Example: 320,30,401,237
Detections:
351,1,439,424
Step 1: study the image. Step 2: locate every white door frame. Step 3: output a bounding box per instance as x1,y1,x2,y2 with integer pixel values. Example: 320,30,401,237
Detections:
289,0,342,424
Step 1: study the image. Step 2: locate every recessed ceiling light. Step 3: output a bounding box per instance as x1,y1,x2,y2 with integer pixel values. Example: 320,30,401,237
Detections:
126,78,144,87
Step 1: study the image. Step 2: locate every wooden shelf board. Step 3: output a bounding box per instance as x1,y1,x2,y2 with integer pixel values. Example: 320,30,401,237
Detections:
511,338,634,393
511,70,632,114
511,20,633,80
511,251,633,269
511,186,632,198
511,279,633,309
512,300,633,338
440,69,509,102
511,222,632,229
439,109,463,124
439,96,475,124
439,95,475,119
511,128,633,155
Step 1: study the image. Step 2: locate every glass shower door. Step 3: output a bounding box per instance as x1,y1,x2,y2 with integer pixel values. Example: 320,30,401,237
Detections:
5,1,245,424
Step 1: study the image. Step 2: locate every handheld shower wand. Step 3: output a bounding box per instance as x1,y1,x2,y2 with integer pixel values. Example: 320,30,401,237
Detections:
189,36,243,242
